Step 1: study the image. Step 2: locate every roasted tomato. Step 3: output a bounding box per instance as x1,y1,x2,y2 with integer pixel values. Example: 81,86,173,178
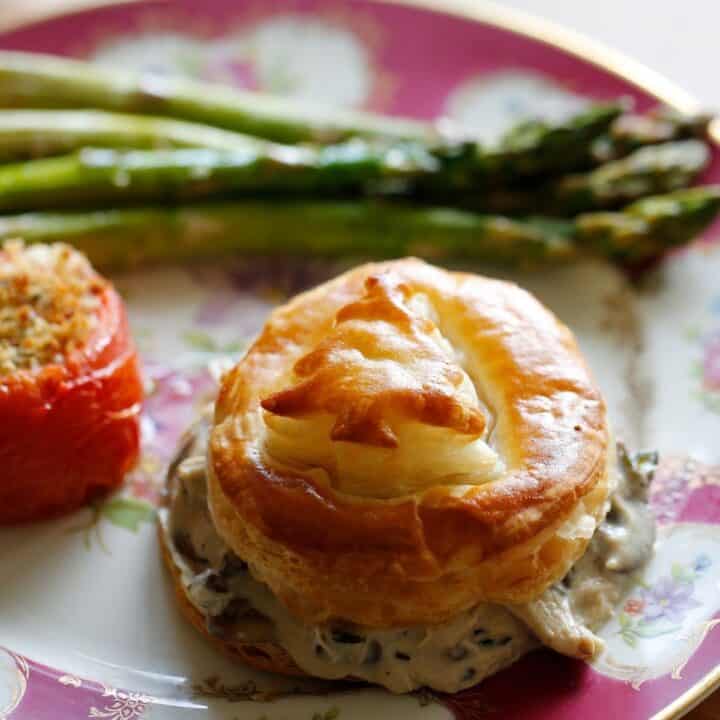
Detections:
0,242,143,524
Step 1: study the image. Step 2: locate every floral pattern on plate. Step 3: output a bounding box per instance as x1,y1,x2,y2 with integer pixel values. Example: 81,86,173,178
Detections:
87,685,151,720
209,14,378,107
594,523,720,686
637,241,720,466
90,33,206,78
87,11,387,110
443,70,589,144
618,554,711,646
691,294,720,413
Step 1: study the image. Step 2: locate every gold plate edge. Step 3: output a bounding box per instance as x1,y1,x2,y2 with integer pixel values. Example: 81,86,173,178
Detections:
652,665,720,720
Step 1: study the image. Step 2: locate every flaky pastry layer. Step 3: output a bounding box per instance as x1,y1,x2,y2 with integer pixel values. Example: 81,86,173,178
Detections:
209,258,611,627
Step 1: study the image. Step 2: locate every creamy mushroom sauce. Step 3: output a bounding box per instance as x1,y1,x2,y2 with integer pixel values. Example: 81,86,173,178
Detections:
159,416,656,694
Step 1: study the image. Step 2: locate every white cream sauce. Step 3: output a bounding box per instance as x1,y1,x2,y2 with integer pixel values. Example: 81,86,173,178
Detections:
159,419,655,694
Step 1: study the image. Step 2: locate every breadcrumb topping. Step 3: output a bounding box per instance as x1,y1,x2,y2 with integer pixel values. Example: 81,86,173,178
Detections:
0,241,107,375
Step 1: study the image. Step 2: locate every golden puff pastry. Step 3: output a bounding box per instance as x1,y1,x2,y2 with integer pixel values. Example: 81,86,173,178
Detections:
208,258,612,628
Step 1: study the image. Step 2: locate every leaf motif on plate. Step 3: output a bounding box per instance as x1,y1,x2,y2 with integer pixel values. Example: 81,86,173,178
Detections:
101,497,156,532
58,674,82,688
88,686,151,719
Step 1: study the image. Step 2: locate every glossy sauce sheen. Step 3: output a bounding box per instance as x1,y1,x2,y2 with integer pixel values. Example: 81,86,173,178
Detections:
160,416,655,694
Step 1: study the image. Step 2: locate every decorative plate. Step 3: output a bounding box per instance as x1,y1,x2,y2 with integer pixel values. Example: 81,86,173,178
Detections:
0,2,718,719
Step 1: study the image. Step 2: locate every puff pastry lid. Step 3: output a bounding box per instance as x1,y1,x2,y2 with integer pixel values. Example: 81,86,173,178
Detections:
209,258,611,627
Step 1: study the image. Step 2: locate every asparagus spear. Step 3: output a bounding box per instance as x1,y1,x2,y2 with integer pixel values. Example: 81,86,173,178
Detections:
574,185,720,262
0,107,661,214
548,139,710,214
2,187,717,269
592,108,712,163
0,142,439,211
488,102,627,177
8,125,690,216
0,109,268,161
426,140,711,215
0,201,574,269
0,51,434,144
0,50,623,176
425,103,624,188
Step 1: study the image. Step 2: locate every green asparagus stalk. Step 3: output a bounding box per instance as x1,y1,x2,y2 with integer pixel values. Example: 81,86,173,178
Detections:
0,51,434,144
0,201,575,269
0,142,439,211
592,108,712,163
0,109,268,161
487,102,627,177
547,139,710,214
0,51,623,178
0,110,684,215
426,140,711,215
1,188,717,270
11,128,696,215
425,103,624,188
574,185,720,262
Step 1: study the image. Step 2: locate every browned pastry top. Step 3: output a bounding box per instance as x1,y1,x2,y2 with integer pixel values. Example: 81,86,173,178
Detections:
209,258,611,627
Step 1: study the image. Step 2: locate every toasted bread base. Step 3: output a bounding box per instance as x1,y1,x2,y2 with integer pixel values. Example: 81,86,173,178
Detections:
157,521,307,677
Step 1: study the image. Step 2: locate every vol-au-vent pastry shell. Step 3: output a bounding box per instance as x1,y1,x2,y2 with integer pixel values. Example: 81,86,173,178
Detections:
209,258,611,627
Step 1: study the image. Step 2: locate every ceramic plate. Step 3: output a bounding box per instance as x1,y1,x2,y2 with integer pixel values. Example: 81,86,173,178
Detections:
0,2,719,719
